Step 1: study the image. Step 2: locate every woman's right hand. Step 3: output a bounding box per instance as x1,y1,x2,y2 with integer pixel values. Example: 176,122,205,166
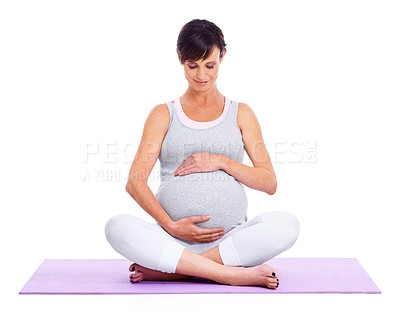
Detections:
166,216,226,243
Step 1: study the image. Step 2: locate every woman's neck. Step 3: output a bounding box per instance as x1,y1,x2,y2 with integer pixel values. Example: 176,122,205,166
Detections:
182,88,223,107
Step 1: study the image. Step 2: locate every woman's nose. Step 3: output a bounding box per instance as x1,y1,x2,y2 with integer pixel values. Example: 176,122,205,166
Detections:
196,68,207,78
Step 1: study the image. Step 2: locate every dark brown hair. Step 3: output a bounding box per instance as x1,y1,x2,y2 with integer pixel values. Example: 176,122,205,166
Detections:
177,19,227,65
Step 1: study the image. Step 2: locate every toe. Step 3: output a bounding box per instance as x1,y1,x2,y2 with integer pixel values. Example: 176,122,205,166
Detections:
265,275,279,289
261,264,279,279
130,276,141,283
266,276,278,284
129,272,141,279
129,272,143,283
266,265,278,278
129,263,135,272
267,280,278,289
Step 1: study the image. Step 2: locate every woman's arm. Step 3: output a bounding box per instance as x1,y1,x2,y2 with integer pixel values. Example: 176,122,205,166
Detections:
219,102,277,195
126,104,175,229
219,155,276,194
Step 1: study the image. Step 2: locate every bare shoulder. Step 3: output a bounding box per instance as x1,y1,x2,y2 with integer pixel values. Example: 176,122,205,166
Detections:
139,102,171,150
145,103,170,132
126,103,170,185
237,102,260,133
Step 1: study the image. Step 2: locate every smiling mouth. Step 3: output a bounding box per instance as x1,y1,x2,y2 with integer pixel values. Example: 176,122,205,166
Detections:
195,80,209,85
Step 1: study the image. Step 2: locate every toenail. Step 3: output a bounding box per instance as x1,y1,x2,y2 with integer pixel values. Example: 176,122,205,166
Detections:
277,279,279,282
272,272,276,277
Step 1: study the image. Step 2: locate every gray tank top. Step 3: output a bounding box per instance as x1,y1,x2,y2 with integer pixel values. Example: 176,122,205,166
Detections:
155,96,248,242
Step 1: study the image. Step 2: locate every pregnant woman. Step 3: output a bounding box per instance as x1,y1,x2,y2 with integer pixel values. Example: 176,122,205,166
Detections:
105,19,300,289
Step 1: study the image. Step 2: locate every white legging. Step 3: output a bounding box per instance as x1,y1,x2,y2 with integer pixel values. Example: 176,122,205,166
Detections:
104,211,300,274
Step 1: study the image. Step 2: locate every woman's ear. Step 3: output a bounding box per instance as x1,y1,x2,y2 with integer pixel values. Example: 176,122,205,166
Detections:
220,48,227,62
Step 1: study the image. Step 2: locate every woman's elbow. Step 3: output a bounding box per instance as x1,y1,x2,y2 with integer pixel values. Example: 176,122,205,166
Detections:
265,178,277,195
125,181,137,198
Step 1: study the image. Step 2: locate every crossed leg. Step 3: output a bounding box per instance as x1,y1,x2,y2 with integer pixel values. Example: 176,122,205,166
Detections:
106,211,300,288
128,245,223,282
128,245,282,288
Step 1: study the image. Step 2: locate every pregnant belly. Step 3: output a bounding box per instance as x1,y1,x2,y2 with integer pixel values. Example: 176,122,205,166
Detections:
155,170,248,234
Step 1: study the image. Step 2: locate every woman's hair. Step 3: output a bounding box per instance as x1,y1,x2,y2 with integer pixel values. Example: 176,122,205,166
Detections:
177,19,227,65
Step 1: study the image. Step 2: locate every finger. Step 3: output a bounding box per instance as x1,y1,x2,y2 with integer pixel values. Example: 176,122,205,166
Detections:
174,162,186,173
199,227,226,234
191,215,211,223
200,236,221,243
176,159,194,171
194,231,225,239
185,159,195,165
210,234,226,242
202,231,225,238
177,164,197,174
195,233,218,242
197,237,221,243
210,234,225,241
196,232,225,241
208,231,225,238
198,233,224,241
177,168,191,175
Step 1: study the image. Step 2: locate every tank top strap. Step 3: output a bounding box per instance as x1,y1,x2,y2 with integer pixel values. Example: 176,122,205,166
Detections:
164,101,175,131
225,99,240,127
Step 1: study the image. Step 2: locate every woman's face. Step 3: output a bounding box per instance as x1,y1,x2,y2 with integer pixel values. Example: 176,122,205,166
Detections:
180,45,226,91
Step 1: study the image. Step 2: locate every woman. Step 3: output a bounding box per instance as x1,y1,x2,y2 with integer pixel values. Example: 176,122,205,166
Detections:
105,19,300,289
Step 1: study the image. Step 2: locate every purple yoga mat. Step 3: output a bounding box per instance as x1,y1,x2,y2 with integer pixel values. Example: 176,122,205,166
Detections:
19,258,380,294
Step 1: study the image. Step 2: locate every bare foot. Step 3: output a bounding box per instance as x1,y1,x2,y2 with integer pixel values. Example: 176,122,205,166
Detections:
129,263,194,283
229,264,280,289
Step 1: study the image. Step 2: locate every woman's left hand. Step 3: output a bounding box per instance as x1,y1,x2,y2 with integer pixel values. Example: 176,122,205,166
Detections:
174,153,225,176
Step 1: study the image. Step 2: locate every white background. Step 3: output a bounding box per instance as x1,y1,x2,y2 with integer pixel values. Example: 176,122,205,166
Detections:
1,0,399,321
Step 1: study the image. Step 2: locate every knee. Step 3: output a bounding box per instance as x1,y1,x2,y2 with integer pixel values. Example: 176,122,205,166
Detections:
261,211,301,247
104,214,131,243
282,211,300,245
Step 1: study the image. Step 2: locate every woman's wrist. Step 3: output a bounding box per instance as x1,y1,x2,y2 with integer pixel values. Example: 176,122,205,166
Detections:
162,219,176,235
217,154,229,171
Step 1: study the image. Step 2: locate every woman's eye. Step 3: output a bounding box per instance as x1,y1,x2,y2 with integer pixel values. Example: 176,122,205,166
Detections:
188,65,215,69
